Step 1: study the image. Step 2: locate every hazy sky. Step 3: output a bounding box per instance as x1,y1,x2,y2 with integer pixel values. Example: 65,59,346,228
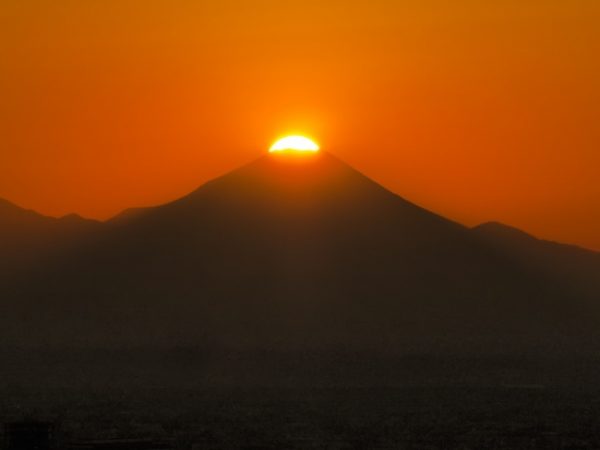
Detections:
1,0,599,249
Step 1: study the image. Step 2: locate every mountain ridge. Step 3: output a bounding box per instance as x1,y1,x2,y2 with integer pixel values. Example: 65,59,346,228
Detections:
0,152,597,358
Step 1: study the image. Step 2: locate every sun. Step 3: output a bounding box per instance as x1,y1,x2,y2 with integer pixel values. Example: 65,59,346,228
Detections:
269,136,320,153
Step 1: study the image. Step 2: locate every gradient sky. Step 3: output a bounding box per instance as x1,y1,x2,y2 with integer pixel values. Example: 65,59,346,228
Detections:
1,0,599,250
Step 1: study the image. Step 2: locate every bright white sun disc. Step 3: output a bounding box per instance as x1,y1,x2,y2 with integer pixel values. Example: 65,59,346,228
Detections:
269,136,320,153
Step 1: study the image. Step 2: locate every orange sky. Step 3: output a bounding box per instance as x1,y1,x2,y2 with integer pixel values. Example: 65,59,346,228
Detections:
1,0,599,250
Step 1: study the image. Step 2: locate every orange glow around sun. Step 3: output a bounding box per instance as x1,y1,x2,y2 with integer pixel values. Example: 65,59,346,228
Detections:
1,2,600,250
269,136,320,153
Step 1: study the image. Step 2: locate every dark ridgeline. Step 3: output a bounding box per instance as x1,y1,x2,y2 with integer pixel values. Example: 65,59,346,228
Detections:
0,151,599,386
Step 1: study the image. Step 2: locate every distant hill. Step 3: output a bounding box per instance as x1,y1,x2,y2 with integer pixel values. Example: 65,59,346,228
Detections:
0,198,100,277
473,221,600,301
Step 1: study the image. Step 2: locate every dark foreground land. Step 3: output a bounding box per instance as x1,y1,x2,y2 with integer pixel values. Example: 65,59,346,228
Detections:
3,385,600,450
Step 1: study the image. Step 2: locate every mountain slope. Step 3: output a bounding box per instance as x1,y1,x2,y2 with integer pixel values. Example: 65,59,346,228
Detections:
473,221,600,300
4,152,598,358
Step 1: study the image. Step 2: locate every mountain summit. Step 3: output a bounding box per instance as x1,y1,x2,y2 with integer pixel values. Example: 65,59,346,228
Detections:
2,152,599,361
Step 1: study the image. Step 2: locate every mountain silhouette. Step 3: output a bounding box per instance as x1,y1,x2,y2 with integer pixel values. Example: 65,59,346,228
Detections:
0,198,100,278
473,222,600,299
2,152,600,383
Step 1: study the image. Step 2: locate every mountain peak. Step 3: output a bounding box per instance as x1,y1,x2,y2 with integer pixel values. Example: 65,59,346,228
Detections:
158,150,456,234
